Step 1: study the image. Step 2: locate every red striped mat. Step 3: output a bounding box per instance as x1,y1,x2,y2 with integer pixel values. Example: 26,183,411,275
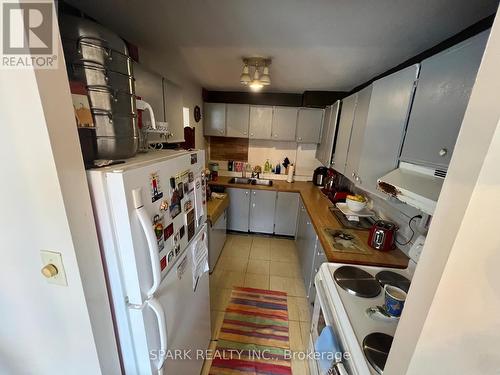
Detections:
210,287,292,375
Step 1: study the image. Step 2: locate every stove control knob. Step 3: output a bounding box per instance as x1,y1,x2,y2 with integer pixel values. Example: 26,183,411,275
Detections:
41,264,58,278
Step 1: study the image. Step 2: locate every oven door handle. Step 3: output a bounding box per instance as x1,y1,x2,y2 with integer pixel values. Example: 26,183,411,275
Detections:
333,362,348,375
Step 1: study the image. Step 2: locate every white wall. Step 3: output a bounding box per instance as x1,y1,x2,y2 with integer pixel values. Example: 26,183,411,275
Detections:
139,48,206,151
0,12,119,374
386,10,500,374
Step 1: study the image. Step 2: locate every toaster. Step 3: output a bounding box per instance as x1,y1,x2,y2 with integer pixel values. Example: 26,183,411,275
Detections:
368,220,397,251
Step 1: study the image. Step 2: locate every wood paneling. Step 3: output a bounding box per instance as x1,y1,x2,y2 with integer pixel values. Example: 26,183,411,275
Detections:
209,136,249,161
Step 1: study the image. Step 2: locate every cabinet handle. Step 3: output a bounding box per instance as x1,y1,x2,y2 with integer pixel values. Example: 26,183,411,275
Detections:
298,137,302,141
274,134,278,137
306,221,311,225
245,191,249,195
253,191,256,195
250,133,254,136
439,148,448,157
243,131,247,135
252,203,256,208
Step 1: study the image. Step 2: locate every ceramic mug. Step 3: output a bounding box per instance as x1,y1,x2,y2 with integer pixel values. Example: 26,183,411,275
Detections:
384,285,407,317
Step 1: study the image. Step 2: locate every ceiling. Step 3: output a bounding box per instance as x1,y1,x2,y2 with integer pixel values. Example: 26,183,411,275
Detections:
66,0,498,93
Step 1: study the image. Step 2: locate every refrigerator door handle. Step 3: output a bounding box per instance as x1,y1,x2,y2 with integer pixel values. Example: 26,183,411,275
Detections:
136,206,162,297
147,298,168,374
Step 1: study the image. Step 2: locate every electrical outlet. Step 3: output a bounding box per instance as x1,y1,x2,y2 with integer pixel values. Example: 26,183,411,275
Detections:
40,250,68,286
409,235,426,263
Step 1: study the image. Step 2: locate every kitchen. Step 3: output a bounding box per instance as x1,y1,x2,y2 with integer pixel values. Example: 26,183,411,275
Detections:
1,1,500,375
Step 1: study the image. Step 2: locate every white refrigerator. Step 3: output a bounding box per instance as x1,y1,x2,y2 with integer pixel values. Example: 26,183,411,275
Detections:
87,149,211,375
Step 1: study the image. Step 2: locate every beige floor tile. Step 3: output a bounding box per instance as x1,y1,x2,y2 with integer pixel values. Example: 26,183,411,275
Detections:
271,246,299,262
249,245,271,260
221,244,251,259
272,237,295,247
292,278,307,297
244,273,270,290
270,275,295,294
270,261,301,278
289,321,305,351
230,234,253,249
252,236,271,249
288,296,311,322
219,270,245,289
291,357,310,375
218,256,248,272
210,310,225,340
246,259,270,275
210,288,232,311
299,321,311,347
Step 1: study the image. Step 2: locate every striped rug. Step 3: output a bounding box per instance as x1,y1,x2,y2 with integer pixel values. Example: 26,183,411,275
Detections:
210,287,292,375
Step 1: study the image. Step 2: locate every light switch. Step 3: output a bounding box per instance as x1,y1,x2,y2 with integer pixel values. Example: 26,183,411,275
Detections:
40,250,68,286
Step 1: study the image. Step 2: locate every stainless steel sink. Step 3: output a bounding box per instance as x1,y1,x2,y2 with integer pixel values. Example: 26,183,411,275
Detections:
251,178,273,186
228,177,273,186
229,177,251,184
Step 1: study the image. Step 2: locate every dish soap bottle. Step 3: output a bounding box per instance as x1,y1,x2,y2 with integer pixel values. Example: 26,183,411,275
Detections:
264,159,271,174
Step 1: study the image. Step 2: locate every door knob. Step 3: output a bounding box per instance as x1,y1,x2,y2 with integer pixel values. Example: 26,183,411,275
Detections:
41,264,58,278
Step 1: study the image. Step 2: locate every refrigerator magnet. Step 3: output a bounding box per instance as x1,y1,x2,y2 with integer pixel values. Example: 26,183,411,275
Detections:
179,225,185,239
167,250,175,263
153,215,164,251
164,223,174,240
159,199,169,212
150,173,164,203
160,256,167,271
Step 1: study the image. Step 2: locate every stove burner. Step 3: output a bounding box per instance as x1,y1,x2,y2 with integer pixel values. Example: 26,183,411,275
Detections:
363,332,393,374
375,271,411,293
333,266,381,298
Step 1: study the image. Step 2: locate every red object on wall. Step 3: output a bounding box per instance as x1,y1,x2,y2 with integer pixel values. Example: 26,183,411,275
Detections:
181,126,195,149
160,256,167,271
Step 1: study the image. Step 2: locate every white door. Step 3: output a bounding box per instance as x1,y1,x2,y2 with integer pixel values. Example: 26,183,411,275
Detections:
127,227,211,374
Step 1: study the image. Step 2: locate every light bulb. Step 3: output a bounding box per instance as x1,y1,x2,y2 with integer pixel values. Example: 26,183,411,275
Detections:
240,64,251,85
260,66,270,85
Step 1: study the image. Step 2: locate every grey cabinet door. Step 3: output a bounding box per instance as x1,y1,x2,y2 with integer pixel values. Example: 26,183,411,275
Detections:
226,188,250,232
271,107,298,141
345,85,373,183
356,65,419,196
226,104,250,138
296,108,324,143
295,201,308,265
316,101,340,166
163,79,184,143
308,243,327,306
333,93,357,174
133,62,165,123
274,192,300,236
295,200,317,299
249,190,276,234
204,103,226,136
400,31,489,169
249,106,273,139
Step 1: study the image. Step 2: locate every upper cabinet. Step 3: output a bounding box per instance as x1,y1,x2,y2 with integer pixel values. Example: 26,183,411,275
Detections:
272,106,298,141
352,65,419,195
163,79,184,143
333,93,357,175
226,104,250,138
249,106,273,139
296,108,324,143
316,101,340,167
345,85,373,183
400,31,489,170
133,62,165,123
204,103,226,136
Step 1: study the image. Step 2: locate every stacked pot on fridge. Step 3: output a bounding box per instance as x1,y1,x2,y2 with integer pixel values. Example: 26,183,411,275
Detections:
60,14,139,161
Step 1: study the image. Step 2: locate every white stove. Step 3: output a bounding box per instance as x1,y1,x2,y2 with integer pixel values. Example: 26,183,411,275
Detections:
309,262,415,375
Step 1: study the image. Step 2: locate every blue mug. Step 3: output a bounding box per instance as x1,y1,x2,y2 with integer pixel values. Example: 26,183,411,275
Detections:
384,285,407,317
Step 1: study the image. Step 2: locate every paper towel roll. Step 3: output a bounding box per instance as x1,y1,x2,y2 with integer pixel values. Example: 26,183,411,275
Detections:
287,164,294,183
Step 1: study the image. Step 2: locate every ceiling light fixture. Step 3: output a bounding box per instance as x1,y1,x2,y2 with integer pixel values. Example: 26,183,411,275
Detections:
240,57,271,91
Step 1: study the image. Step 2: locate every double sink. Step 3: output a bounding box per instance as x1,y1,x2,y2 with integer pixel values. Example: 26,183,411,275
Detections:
229,177,273,186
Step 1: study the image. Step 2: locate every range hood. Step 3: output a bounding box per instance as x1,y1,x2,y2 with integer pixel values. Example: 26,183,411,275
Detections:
377,162,445,215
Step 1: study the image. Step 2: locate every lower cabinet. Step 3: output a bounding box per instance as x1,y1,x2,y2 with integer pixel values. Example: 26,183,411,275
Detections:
249,190,277,234
226,188,250,232
295,199,318,300
274,192,300,236
308,243,327,307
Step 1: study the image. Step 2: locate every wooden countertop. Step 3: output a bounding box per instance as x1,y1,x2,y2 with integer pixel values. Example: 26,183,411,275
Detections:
207,193,229,224
209,176,409,269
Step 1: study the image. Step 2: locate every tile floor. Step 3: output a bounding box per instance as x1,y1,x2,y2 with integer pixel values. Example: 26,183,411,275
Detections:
201,233,311,375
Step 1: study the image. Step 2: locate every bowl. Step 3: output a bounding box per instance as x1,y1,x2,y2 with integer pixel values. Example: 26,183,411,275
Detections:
346,197,367,212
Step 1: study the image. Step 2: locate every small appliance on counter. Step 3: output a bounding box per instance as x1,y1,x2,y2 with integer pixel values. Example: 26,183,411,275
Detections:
208,162,219,181
368,220,398,251
313,166,328,186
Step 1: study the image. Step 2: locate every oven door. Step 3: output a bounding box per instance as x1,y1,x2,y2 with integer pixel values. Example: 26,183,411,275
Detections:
310,271,352,375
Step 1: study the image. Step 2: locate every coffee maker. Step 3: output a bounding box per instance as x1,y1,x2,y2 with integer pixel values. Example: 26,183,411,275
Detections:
322,169,349,203
313,167,328,186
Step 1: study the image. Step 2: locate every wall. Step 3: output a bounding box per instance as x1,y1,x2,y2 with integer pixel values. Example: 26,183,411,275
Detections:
139,48,206,152
210,139,322,180
385,9,500,374
0,10,119,374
